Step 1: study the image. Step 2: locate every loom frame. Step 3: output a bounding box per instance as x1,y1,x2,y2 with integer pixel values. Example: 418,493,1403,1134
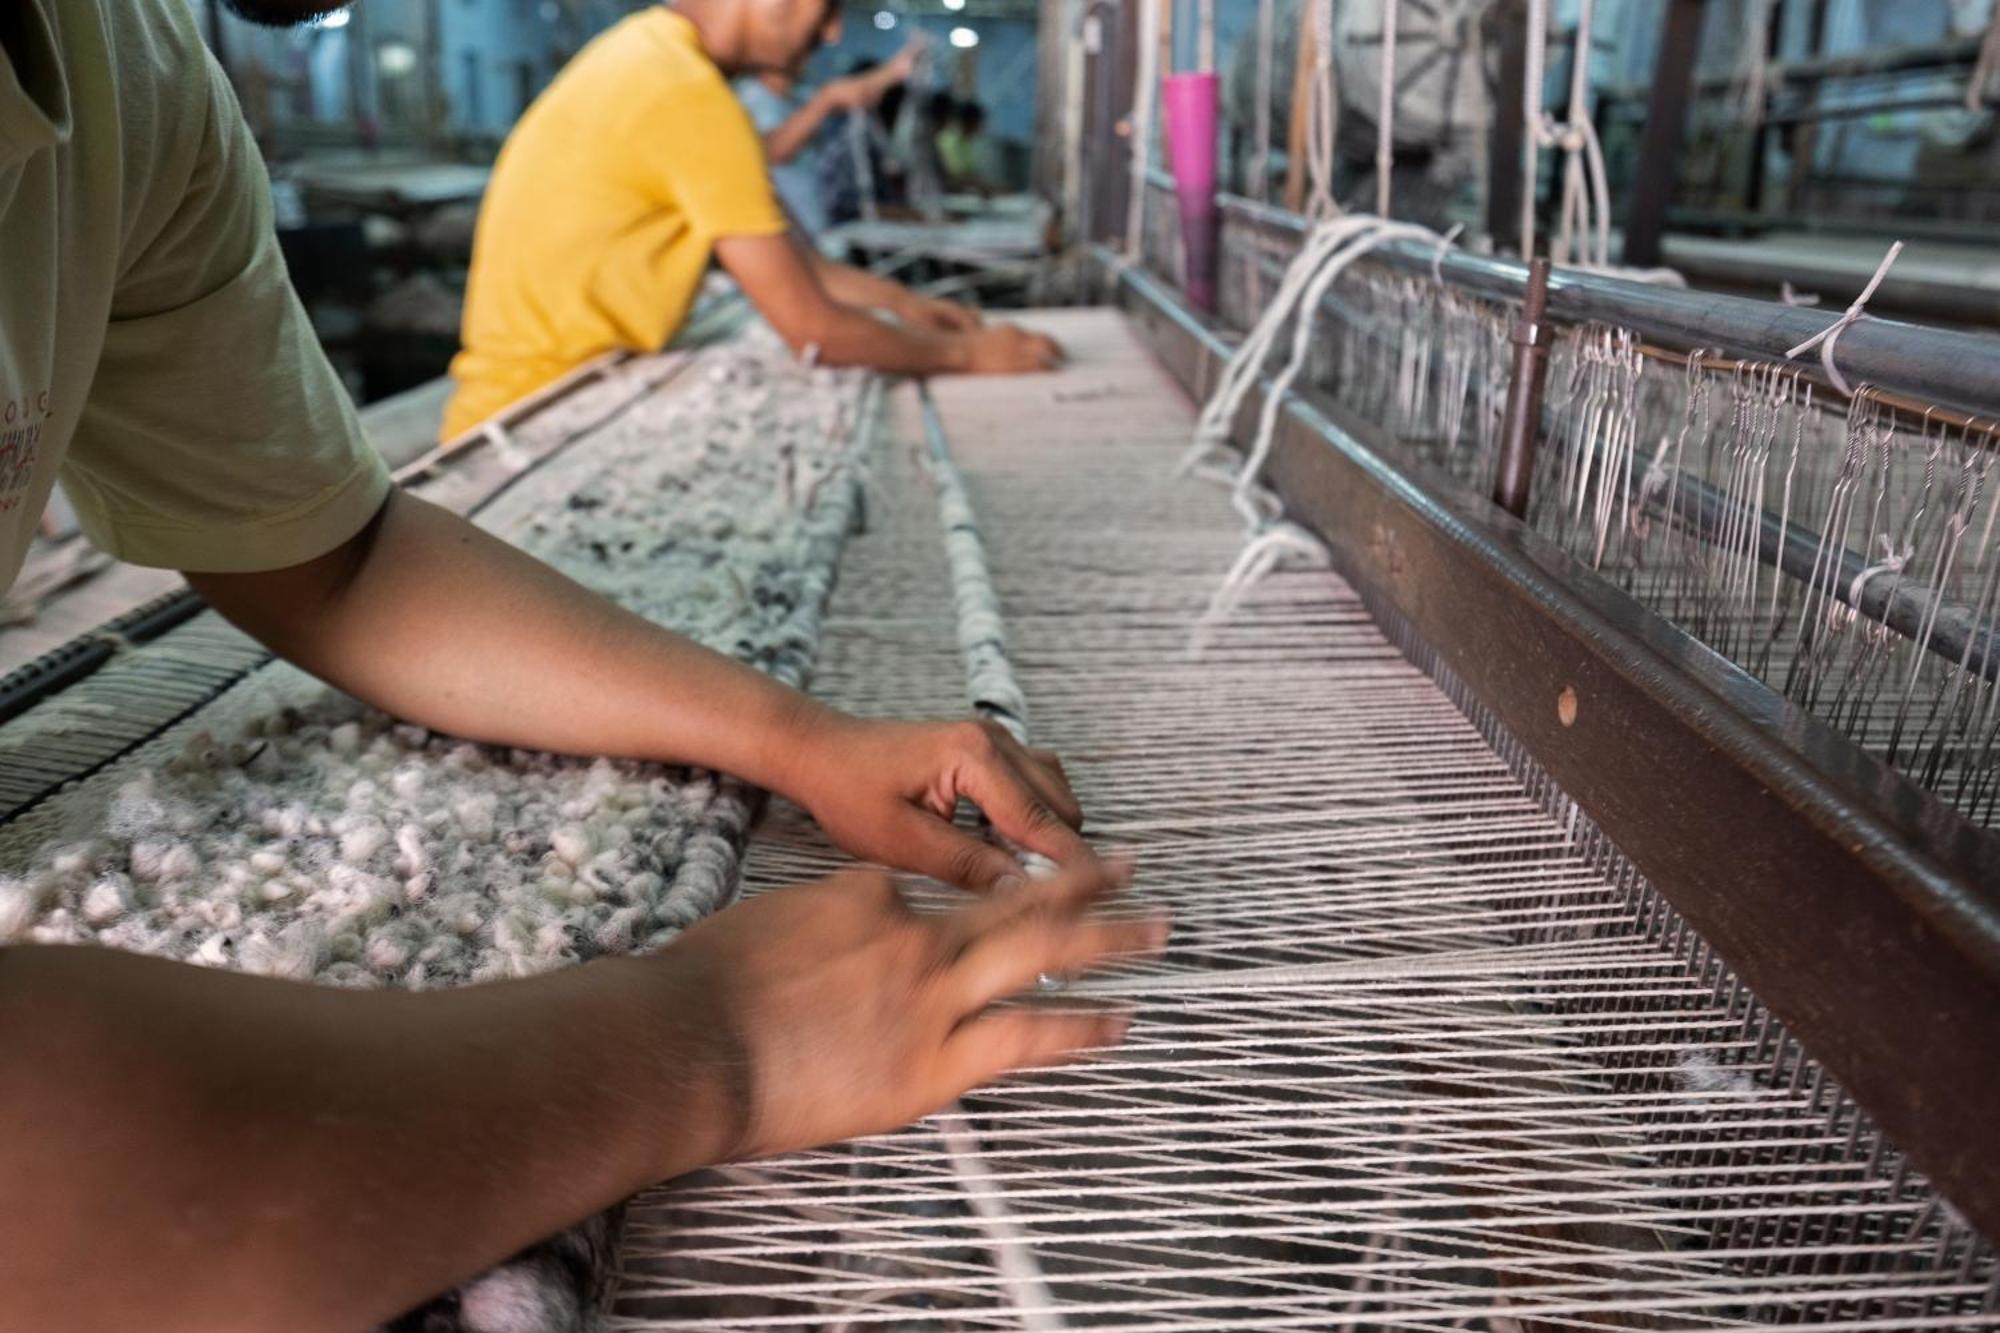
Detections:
1098,252,2000,1250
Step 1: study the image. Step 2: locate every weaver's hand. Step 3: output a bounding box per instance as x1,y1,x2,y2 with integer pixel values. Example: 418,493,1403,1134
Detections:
665,860,1164,1161
956,323,1065,375
898,291,983,334
780,713,1091,890
825,39,922,112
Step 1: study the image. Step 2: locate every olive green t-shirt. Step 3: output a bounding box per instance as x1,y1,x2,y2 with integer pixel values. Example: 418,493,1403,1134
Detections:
0,0,390,588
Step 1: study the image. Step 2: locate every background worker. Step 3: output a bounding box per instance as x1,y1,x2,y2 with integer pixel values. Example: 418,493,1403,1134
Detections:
443,0,1063,440
738,41,920,235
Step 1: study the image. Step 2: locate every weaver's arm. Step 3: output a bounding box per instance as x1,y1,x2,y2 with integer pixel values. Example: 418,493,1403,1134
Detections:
715,232,1062,375
760,47,917,164
807,243,983,333
188,490,1088,891
0,862,1163,1333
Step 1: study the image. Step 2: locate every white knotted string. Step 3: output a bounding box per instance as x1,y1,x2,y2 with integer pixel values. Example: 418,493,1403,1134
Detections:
1629,432,1674,539
1783,240,1903,397
1430,221,1465,284
482,419,531,471
1831,534,1913,632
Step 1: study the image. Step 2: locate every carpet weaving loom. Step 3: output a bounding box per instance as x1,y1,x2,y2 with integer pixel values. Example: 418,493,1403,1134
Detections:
2,277,1997,1327
611,309,1997,1330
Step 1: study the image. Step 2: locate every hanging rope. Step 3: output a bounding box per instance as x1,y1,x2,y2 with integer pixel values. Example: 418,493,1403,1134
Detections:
1375,0,1399,218
1124,0,1163,256
1304,0,1340,220
1539,0,1611,267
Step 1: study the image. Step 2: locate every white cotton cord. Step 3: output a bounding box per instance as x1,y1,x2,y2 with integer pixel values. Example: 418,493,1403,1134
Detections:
1183,215,1435,493
1375,0,1399,218
1630,432,1674,540
1305,0,1340,221
1781,280,1821,308
1224,220,1439,530
1124,0,1162,257
1784,240,1904,397
1190,520,1328,655
1831,535,1914,632
1430,222,1465,284
483,419,531,471
1546,0,1609,267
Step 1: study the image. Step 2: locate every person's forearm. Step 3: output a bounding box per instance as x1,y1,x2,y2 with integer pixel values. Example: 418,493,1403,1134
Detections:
0,945,723,1333
812,253,917,313
187,492,835,796
763,87,841,164
789,299,971,374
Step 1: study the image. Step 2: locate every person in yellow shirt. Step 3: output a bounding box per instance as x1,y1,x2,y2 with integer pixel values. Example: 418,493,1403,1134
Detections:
0,3,1161,1329
441,0,1062,439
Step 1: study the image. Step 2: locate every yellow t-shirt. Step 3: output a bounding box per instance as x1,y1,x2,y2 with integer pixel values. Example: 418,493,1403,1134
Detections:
0,0,390,586
442,8,789,440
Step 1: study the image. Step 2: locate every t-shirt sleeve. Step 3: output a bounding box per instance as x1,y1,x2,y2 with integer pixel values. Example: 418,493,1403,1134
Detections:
650,72,790,243
59,40,390,574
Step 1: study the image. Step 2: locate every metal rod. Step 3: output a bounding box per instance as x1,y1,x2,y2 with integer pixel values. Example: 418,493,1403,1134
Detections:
1484,0,1528,256
1217,194,2000,421
1622,0,1704,269
1494,258,1552,519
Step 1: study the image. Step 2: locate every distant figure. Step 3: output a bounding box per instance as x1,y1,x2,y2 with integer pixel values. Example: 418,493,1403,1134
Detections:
736,42,917,235
443,2,1064,440
937,99,998,194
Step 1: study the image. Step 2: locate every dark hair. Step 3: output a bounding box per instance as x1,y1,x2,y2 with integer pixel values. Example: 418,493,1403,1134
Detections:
878,83,907,126
957,101,986,131
927,90,958,121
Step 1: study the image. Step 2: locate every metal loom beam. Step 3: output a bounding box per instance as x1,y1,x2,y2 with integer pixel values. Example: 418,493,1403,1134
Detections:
1214,193,2000,424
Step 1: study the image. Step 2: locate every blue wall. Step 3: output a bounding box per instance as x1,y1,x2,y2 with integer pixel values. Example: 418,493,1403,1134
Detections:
806,12,1040,144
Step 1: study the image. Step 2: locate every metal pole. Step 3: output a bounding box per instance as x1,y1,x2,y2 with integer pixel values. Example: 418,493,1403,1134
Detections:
1493,257,1552,519
1624,0,1704,268
1484,0,1528,255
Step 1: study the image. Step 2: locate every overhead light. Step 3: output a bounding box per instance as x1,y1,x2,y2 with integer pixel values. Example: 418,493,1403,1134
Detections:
949,24,978,46
873,9,897,27
942,0,966,11
315,7,351,28
377,40,417,74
